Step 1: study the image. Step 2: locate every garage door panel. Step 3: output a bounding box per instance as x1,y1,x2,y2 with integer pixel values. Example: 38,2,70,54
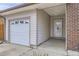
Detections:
11,24,29,32
10,19,30,46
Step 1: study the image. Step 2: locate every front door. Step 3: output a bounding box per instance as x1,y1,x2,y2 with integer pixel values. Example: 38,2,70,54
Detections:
54,20,62,37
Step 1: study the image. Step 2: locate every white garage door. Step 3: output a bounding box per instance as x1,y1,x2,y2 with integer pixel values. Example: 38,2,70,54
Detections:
10,19,30,46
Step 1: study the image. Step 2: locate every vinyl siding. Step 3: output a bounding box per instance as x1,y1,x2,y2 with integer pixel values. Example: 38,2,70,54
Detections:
37,10,50,45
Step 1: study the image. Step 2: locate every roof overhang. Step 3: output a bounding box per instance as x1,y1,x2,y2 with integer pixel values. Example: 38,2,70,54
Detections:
0,3,66,16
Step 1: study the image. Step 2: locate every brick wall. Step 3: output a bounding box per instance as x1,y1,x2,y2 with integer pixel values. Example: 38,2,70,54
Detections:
66,3,79,51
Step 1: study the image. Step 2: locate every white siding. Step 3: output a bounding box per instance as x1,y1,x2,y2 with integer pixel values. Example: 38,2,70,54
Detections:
37,10,50,45
5,10,37,45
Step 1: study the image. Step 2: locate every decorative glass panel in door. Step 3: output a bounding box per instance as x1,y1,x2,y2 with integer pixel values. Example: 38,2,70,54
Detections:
54,20,62,37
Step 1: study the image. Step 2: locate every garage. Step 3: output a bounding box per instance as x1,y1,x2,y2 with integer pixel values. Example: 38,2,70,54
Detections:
9,19,30,46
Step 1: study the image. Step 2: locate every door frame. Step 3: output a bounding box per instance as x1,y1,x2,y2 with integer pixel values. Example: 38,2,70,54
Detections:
8,16,31,47
65,4,68,50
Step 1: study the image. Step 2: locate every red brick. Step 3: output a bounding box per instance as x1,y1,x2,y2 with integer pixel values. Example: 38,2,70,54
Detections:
67,3,79,51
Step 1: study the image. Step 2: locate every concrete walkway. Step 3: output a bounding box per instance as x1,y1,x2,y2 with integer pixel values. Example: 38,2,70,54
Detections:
38,39,67,56
23,39,67,56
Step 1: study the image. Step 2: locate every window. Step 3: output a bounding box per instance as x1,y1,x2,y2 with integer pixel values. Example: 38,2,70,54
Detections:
11,22,14,24
20,21,24,24
25,22,28,24
15,21,19,24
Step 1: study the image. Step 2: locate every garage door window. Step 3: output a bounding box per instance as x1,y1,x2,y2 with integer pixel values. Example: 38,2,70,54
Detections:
20,21,24,24
25,22,28,24
15,21,19,24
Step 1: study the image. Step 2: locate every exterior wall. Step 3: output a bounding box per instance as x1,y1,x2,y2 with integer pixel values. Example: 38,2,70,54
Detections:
37,10,50,45
5,9,37,45
50,15,65,38
0,17,4,41
66,3,79,51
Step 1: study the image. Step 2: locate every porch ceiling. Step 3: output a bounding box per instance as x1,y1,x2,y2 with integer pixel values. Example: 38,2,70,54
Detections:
43,5,65,16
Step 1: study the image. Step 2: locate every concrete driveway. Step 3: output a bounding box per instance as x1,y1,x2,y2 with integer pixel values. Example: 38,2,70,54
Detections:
14,39,67,56
0,43,31,56
0,39,68,56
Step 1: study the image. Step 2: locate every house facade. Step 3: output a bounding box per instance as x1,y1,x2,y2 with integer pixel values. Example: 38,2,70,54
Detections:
0,3,79,53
